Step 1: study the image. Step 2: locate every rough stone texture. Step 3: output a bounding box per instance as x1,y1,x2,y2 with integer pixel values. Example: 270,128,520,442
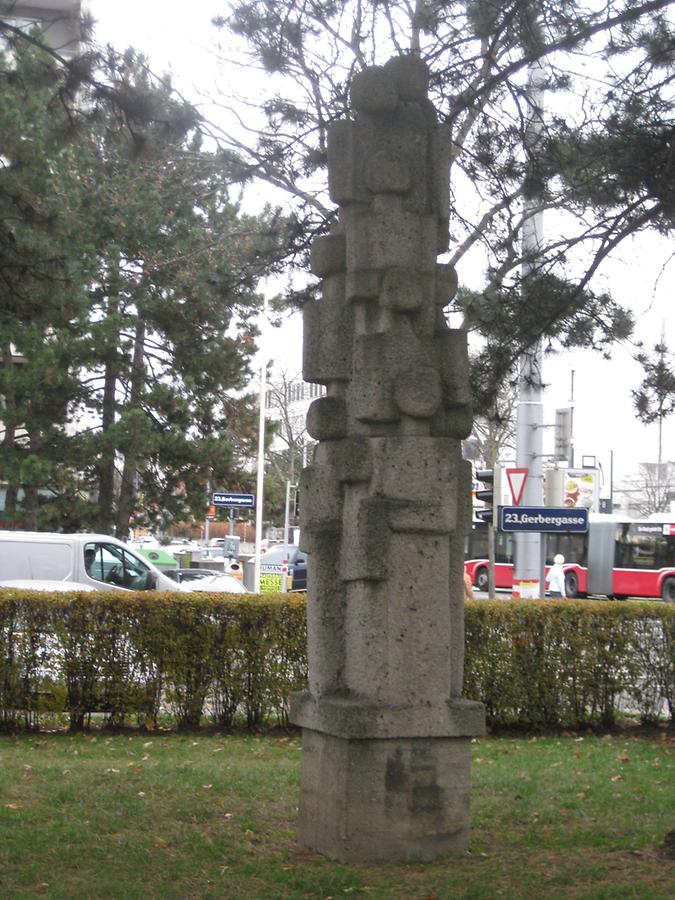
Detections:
298,730,473,862
292,54,484,862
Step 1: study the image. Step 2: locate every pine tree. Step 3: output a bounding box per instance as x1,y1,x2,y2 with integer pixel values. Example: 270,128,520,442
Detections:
209,0,673,410
0,35,287,532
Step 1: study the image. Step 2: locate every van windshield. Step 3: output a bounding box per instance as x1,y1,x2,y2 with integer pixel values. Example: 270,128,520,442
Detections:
84,542,152,590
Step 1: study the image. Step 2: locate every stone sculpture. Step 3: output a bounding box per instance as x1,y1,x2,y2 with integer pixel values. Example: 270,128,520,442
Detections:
291,55,485,862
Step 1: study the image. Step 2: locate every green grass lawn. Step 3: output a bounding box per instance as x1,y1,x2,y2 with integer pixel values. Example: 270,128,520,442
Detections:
0,729,672,899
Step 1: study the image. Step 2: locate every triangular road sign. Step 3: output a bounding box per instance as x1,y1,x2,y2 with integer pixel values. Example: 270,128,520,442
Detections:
506,468,528,506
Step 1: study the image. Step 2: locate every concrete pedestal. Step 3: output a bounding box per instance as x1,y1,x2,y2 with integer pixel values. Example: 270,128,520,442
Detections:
298,730,473,861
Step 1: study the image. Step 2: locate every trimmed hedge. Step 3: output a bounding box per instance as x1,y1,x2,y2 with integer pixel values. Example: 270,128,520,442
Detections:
0,591,672,731
0,591,307,731
464,599,674,729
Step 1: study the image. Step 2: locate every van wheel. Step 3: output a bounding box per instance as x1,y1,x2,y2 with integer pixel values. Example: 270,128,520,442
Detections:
564,571,578,598
661,577,675,603
475,567,489,593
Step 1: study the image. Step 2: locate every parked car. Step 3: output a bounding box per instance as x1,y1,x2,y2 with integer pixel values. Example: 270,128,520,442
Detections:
164,568,245,594
0,579,96,592
259,545,307,592
0,531,178,592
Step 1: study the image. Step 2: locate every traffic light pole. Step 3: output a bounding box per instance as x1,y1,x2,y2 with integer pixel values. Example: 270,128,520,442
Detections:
487,520,496,599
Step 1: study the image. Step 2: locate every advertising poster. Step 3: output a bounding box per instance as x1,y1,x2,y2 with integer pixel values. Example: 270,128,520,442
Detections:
562,469,599,512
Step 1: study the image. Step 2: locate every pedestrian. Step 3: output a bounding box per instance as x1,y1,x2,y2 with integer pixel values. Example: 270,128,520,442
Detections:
463,567,474,600
545,553,566,598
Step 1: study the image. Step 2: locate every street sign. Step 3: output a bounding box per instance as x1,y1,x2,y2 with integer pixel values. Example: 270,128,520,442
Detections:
212,492,255,508
505,468,528,505
499,506,589,533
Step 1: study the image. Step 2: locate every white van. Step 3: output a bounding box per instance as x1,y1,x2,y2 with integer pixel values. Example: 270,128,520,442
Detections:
0,532,179,592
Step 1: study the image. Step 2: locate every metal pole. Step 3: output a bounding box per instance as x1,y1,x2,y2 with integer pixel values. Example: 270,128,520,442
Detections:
513,59,546,599
204,477,211,544
253,295,268,594
282,480,291,593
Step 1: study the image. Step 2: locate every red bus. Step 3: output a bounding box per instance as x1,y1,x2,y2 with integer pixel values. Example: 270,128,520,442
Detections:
464,516,675,601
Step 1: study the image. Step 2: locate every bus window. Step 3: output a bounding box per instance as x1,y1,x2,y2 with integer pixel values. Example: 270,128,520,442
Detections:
465,525,489,560
495,531,513,564
545,533,587,566
615,524,675,570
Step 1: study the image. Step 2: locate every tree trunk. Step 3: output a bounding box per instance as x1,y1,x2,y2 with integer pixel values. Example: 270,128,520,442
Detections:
97,358,118,532
1,343,19,522
115,317,146,539
96,258,121,534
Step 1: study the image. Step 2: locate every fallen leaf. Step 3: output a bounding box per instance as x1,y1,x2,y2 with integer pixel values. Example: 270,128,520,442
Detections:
618,753,631,764
611,774,623,783
154,837,169,849
202,784,213,790
143,741,153,748
5,803,22,810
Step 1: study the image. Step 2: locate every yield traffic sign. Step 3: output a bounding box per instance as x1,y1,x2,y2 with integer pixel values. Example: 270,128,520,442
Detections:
505,468,528,505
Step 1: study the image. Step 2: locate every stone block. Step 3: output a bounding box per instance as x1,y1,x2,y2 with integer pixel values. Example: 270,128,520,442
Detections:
291,693,486,740
346,269,381,302
350,333,399,423
368,436,459,534
350,66,398,116
327,120,370,205
299,463,342,540
350,333,437,425
297,730,473,861
431,123,451,250
365,150,411,194
310,232,346,277
384,55,429,101
302,276,352,384
305,539,346,697
393,366,442,419
347,205,438,274
435,263,459,305
435,329,472,410
316,436,372,485
306,396,347,441
340,495,389,581
380,268,427,311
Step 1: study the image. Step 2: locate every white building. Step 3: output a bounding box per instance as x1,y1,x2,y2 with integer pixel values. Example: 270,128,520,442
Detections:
3,1,81,54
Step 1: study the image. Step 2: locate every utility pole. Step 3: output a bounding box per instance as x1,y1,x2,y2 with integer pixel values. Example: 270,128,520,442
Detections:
253,295,269,594
513,60,546,599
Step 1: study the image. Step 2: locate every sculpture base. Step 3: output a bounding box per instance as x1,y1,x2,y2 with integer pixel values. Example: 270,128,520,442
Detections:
298,728,473,861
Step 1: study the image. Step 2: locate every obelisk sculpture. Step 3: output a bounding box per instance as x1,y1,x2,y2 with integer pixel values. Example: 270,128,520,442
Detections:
291,55,485,862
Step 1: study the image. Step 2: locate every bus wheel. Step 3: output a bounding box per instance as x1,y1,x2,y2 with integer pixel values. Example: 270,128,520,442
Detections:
564,571,579,598
475,567,489,592
661,577,675,603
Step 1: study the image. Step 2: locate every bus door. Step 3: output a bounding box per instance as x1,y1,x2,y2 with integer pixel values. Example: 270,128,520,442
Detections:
587,520,614,596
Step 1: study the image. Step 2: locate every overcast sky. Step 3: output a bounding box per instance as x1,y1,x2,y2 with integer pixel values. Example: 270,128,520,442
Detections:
85,1,674,490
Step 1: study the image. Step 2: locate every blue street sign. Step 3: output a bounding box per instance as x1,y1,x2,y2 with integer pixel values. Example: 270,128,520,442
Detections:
499,506,589,533
212,492,255,508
